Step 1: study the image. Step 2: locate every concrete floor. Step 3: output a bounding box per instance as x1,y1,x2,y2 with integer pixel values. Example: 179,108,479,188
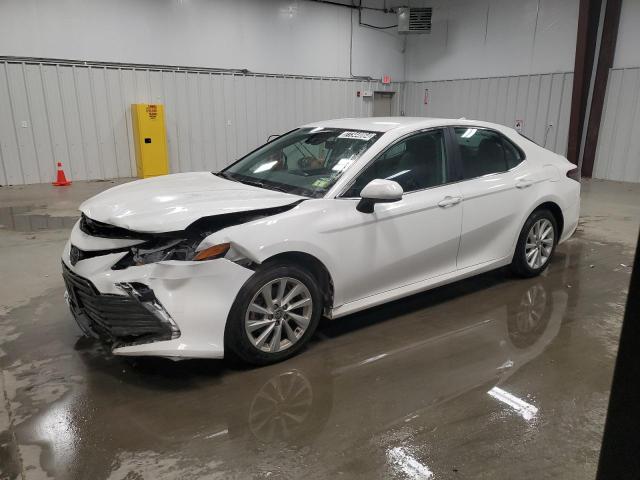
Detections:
0,178,638,480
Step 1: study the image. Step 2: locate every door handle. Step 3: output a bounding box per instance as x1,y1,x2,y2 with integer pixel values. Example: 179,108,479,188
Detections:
516,179,534,189
438,195,462,208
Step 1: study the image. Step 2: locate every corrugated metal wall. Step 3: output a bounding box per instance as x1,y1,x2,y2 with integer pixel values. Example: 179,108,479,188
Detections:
0,59,585,185
593,67,640,183
403,72,574,156
0,60,401,185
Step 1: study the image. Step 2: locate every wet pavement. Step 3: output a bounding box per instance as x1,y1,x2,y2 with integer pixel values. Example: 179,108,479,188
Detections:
0,178,638,479
0,206,78,233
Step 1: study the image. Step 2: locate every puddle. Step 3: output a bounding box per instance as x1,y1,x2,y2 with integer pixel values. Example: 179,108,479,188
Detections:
0,206,78,232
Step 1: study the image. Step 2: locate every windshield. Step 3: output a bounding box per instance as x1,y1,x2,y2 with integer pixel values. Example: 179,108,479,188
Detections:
219,128,383,198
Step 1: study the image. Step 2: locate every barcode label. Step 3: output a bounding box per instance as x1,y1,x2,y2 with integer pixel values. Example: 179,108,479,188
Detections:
338,131,376,141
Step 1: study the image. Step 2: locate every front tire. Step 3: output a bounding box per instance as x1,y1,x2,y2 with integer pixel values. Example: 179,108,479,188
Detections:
511,209,558,278
225,263,323,365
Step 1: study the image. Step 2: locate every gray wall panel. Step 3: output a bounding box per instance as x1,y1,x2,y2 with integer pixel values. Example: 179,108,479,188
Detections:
0,60,402,185
175,71,192,172
40,65,68,179
402,72,573,155
244,75,259,153
186,73,203,172
7,63,39,183
161,70,179,175
119,68,138,177
234,75,249,159
107,68,133,178
210,74,227,172
58,66,86,180
24,64,55,183
75,67,102,180
594,68,640,183
199,74,216,172
89,67,117,179
0,64,21,184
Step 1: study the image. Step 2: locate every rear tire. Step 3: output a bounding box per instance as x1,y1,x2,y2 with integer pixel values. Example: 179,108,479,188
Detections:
511,209,558,278
225,263,323,366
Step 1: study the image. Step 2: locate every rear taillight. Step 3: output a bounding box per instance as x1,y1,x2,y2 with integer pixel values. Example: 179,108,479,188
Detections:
566,166,580,182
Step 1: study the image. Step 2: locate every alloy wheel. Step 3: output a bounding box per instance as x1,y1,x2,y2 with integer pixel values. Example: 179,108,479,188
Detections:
244,277,313,353
525,218,554,269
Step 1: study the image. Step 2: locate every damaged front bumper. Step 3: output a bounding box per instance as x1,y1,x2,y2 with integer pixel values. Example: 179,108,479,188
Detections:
63,263,180,345
61,240,254,359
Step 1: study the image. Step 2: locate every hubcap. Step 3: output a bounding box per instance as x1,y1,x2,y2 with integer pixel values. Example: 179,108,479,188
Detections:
525,218,555,269
245,277,313,353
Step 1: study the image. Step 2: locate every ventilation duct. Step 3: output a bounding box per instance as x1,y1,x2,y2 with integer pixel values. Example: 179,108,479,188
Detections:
397,7,432,34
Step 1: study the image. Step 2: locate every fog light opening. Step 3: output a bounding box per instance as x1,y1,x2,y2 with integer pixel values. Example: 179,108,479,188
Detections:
116,282,181,340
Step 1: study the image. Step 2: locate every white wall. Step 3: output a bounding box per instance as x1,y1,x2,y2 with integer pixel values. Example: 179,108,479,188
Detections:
0,0,404,81
404,0,579,81
593,67,640,182
613,0,640,69
0,61,402,185
591,0,640,182
401,0,577,158
0,0,603,184
404,72,573,155
0,0,411,185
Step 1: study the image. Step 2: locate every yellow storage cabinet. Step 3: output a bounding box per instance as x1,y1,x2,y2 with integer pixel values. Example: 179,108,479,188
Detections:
131,104,169,178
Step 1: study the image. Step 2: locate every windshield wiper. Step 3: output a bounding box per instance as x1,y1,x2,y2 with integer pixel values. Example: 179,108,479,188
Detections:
235,178,291,194
216,171,291,194
214,171,236,181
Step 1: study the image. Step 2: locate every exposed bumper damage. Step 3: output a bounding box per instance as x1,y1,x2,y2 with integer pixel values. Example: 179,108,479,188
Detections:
63,242,254,358
63,263,180,345
60,202,302,359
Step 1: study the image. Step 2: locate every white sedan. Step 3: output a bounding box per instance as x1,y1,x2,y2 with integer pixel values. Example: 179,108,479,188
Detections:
62,117,580,364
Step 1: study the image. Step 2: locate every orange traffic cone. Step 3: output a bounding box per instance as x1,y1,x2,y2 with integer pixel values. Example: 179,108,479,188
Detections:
53,162,72,186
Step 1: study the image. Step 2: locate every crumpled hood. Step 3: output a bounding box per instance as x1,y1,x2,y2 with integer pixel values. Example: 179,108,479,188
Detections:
79,172,303,233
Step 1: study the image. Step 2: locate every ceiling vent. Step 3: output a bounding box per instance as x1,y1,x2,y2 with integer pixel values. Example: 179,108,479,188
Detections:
397,7,432,34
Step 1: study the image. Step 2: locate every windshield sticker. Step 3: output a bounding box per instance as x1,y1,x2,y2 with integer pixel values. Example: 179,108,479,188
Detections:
332,158,354,172
312,178,331,189
338,131,376,141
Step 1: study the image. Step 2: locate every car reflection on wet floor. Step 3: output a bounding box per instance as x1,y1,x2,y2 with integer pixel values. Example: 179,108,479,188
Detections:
8,235,601,480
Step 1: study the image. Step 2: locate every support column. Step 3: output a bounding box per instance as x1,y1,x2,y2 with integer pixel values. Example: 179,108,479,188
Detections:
566,0,602,167
580,0,622,177
566,0,622,177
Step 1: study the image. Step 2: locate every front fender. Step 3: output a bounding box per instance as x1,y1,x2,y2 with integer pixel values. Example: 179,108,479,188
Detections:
196,200,344,303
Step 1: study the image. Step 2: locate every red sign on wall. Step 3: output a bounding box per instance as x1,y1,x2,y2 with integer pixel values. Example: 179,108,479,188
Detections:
382,75,391,84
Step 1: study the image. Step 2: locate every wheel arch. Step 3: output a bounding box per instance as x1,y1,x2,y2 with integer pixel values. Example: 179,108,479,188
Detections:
533,201,564,239
262,251,335,313
509,197,566,261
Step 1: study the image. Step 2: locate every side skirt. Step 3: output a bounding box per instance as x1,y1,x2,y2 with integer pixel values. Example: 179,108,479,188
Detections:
328,256,512,320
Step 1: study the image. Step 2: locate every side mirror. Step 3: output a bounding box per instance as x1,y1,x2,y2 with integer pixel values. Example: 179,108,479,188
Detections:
356,179,403,213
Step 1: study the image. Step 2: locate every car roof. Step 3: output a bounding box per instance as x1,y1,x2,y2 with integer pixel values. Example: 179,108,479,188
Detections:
301,116,514,134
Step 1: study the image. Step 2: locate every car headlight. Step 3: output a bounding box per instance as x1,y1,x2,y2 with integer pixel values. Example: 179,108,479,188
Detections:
113,238,231,269
192,242,231,261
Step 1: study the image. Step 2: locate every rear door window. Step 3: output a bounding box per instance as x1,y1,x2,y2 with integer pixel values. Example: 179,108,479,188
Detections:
453,128,524,179
503,137,525,169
